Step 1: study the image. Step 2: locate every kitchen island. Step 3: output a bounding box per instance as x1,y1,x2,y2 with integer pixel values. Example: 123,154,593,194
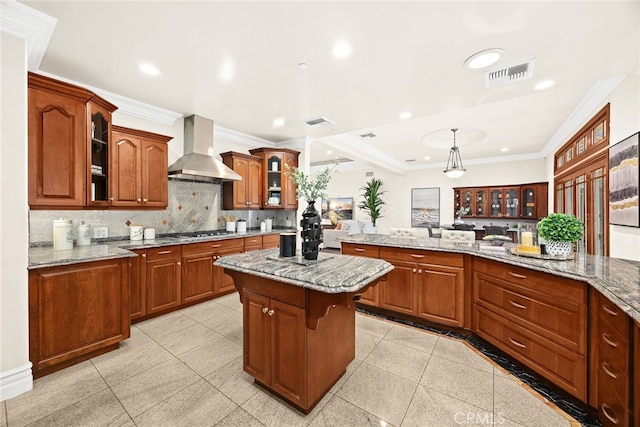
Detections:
214,249,393,413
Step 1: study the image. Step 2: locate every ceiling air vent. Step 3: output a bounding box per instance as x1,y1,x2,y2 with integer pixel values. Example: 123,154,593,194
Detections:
485,58,536,88
365,171,374,177
305,117,334,127
359,132,377,138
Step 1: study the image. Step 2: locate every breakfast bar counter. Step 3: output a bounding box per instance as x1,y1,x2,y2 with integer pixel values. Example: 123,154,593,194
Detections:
214,249,393,413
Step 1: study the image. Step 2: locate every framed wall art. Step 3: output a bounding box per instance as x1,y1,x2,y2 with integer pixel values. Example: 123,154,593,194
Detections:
609,131,639,227
411,188,440,227
321,197,354,222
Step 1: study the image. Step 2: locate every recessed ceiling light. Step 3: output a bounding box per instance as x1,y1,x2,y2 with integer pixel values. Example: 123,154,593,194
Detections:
332,41,352,58
534,79,556,91
500,147,509,152
399,111,412,120
273,118,285,128
423,156,431,161
326,150,332,155
464,48,505,70
138,63,160,76
219,57,235,82
298,62,309,70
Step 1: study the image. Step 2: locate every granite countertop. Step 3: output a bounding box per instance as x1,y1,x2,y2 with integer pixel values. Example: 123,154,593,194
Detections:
28,229,293,269
214,248,394,294
339,234,640,323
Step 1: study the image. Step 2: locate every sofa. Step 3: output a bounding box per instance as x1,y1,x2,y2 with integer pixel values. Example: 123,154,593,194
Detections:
323,220,376,249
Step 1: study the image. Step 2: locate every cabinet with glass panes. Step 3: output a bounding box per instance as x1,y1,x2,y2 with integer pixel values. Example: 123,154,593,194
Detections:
454,183,548,219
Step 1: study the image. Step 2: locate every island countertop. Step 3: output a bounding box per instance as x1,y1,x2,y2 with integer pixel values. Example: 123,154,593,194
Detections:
339,234,640,323
214,248,394,294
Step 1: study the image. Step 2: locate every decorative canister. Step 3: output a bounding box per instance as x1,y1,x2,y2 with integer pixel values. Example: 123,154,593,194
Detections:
77,221,91,246
265,218,273,231
260,221,266,232
279,232,296,257
226,221,236,232
236,220,247,234
130,225,143,241
53,219,73,250
143,228,156,240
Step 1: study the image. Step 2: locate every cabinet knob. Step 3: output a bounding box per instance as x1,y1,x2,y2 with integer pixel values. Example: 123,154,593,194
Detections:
143,198,148,203
142,254,146,258
137,198,142,202
262,307,269,314
418,269,422,274
177,262,181,266
109,197,114,201
268,309,274,316
412,268,417,273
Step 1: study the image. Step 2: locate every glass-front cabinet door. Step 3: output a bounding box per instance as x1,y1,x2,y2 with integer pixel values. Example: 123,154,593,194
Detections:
475,190,487,217
266,155,282,208
504,188,519,217
489,189,503,217
521,186,536,218
461,190,473,216
88,110,110,206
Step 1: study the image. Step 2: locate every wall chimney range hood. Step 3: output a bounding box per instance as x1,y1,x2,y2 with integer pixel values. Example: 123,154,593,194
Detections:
168,115,242,183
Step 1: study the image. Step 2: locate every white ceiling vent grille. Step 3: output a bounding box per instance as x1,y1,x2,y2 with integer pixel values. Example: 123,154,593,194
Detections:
305,117,334,127
485,58,536,88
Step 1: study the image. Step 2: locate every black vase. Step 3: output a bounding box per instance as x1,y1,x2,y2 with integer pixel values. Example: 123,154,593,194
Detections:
300,201,323,260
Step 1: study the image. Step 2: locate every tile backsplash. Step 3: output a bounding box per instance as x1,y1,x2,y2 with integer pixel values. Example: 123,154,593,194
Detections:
29,180,296,245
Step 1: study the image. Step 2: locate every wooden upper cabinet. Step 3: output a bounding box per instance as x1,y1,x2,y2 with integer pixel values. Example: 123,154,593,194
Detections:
249,148,300,210
28,73,116,208
454,182,548,220
221,151,263,209
111,126,171,209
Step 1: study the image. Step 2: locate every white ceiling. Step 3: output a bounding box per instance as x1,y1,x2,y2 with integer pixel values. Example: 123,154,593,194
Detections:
20,1,640,172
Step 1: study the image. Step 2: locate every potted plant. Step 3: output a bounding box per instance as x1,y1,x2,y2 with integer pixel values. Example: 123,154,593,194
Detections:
537,213,584,256
358,178,386,227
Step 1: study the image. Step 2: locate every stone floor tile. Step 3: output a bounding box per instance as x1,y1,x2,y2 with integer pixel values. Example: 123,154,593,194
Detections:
330,358,362,393
494,376,571,427
214,407,264,427
420,355,493,411
180,299,233,323
431,337,494,373
91,340,174,386
154,322,220,356
110,359,200,418
133,379,237,426
383,324,439,354
205,356,260,406
27,389,131,427
335,362,417,426
135,311,198,340
364,340,429,383
178,333,242,377
5,361,107,427
355,330,381,360
1,402,7,427
213,292,243,312
203,310,243,345
309,395,395,427
401,385,492,427
355,313,393,338
241,387,331,427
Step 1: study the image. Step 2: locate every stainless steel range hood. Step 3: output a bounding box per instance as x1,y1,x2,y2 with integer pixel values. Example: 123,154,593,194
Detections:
168,115,242,183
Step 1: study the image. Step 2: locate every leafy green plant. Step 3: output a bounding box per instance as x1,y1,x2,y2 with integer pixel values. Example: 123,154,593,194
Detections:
358,178,386,226
538,213,584,242
284,164,336,202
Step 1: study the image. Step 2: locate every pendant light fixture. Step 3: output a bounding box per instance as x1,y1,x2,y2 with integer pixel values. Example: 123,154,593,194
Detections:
444,128,466,178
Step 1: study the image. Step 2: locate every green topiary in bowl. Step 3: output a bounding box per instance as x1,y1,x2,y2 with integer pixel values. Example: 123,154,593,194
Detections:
538,213,584,242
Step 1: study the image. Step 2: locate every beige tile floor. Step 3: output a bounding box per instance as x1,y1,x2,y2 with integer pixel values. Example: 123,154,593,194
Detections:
3,293,580,427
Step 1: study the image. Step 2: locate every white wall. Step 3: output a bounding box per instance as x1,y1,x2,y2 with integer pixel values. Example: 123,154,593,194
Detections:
325,159,548,235
607,72,640,261
0,33,31,400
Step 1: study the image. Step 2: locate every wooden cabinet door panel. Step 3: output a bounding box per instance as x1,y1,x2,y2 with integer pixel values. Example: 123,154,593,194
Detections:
380,260,417,315
417,263,464,327
147,259,181,314
29,89,86,207
233,158,250,208
182,253,215,304
283,151,299,210
270,298,306,406
243,290,270,384
130,250,147,319
111,134,141,206
247,160,262,206
141,141,168,207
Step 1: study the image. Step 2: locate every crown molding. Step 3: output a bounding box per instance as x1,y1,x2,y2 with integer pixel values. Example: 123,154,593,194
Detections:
0,0,56,70
214,125,275,148
276,137,306,150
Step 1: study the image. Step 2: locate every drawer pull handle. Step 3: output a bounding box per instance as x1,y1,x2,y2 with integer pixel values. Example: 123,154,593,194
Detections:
601,362,618,379
508,337,527,349
508,272,527,279
268,309,274,316
602,304,618,317
158,250,172,255
601,404,619,424
211,244,221,248
262,307,268,314
410,254,425,259
509,300,526,310
602,333,618,348
354,248,365,252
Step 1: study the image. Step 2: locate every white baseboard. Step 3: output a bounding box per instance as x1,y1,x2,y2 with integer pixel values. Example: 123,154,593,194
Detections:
0,362,33,401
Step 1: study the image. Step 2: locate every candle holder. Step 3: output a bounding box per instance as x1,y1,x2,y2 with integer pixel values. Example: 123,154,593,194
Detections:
516,223,541,254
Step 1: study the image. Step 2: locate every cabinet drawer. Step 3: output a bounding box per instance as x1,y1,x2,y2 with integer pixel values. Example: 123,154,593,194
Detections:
244,236,263,250
474,259,585,304
597,369,631,427
341,243,379,258
597,294,631,343
262,234,280,248
380,247,463,267
598,340,630,404
182,239,243,256
146,246,182,261
475,272,586,353
475,306,586,400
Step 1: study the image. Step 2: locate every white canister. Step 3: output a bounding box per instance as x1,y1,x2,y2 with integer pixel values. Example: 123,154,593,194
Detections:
260,221,266,232
265,218,273,231
236,220,247,234
53,219,74,250
144,228,156,240
226,221,236,232
130,225,143,241
77,221,91,246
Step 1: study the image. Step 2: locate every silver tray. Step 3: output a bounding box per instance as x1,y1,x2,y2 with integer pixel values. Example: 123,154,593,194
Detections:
509,248,575,261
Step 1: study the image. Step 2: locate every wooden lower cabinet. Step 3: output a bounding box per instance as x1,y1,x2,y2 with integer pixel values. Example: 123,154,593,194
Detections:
230,271,357,413
130,249,147,320
244,236,263,252
417,260,465,327
380,259,417,315
146,246,182,315
29,258,131,377
473,258,587,401
262,233,280,249
341,243,381,306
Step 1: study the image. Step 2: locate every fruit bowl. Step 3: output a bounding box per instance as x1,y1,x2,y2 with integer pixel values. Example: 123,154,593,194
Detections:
482,235,512,246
